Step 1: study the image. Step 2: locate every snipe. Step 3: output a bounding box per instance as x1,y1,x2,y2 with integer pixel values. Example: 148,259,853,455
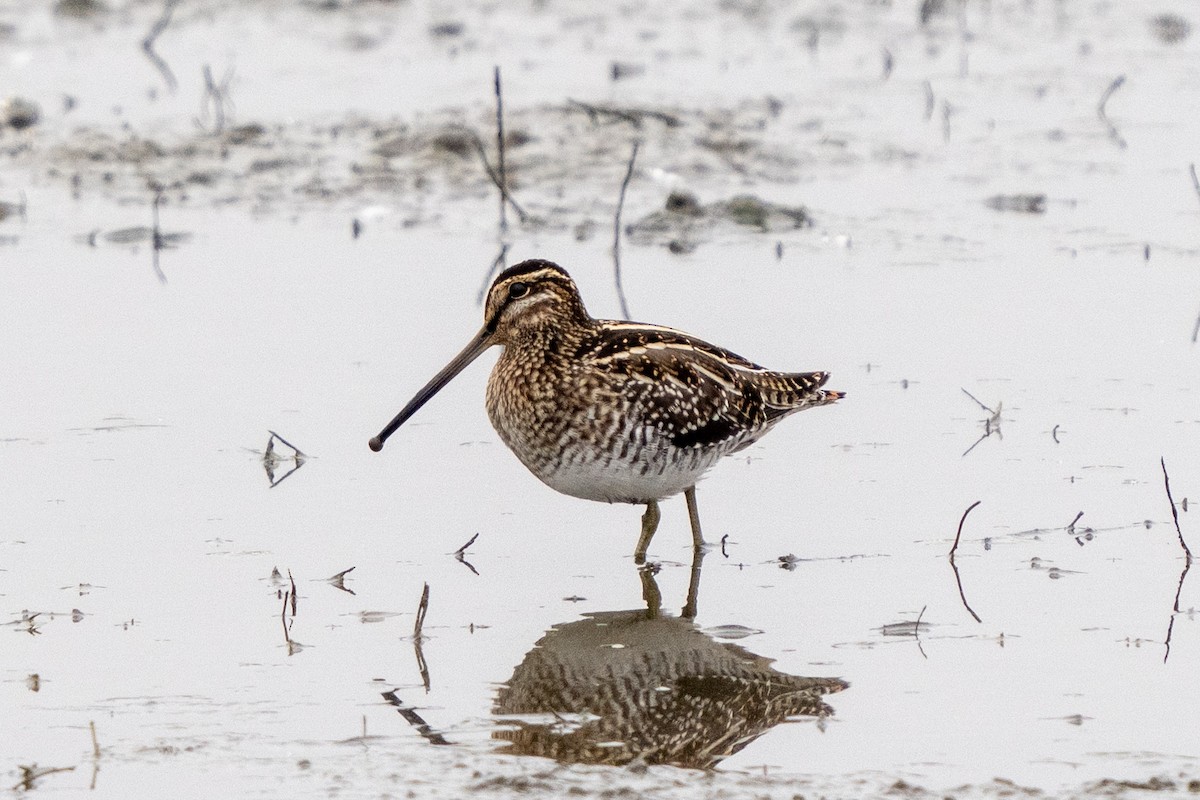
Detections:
370,259,842,562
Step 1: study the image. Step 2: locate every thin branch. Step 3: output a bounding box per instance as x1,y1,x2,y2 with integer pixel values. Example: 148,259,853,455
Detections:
612,141,639,320
565,99,682,128
1097,75,1126,149
1161,457,1194,563
453,532,479,557
914,604,928,659
950,500,982,556
949,501,983,624
454,533,480,575
493,66,509,234
476,243,511,304
413,582,430,641
142,0,179,92
469,135,528,223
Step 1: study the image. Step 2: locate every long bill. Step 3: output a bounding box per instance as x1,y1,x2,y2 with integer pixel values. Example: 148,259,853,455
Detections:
369,326,495,452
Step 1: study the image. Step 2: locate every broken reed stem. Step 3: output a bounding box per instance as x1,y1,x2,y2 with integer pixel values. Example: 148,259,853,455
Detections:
413,582,430,641
950,500,981,557
267,430,306,459
493,66,508,234
280,590,291,644
1160,457,1194,563
288,569,298,615
1097,75,1127,148
90,721,100,759
612,141,640,321
454,533,479,557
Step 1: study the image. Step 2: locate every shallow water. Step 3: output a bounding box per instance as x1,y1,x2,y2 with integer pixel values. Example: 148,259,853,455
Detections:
3,1,1199,797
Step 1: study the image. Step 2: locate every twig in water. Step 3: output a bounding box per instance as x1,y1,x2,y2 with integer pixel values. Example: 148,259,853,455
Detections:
941,100,953,143
961,389,1003,456
923,80,935,121
950,500,981,556
454,533,480,575
413,583,430,641
1159,458,1193,661
327,566,356,595
1189,163,1200,206
949,500,983,623
264,430,307,488
13,765,76,792
453,533,479,557
380,690,450,745
493,66,509,234
280,589,292,645
1066,511,1084,535
142,0,179,92
1161,458,1194,564
1097,75,1126,149
288,569,298,615
90,721,100,759
612,141,640,320
469,135,528,224
1191,310,1200,345
914,604,928,659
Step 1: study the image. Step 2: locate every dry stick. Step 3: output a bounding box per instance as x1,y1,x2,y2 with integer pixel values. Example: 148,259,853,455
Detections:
1160,458,1192,662
454,533,480,575
1097,75,1127,149
13,766,76,792
413,583,430,641
142,0,179,92
288,569,298,615
476,243,512,305
612,141,640,320
493,66,508,234
1160,457,1194,563
267,430,307,459
90,721,100,759
949,500,983,623
454,533,479,557
914,604,928,659
280,590,291,644
469,135,528,222
380,690,450,745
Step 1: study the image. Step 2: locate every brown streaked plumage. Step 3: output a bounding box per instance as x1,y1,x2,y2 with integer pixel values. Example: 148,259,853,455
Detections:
370,259,842,562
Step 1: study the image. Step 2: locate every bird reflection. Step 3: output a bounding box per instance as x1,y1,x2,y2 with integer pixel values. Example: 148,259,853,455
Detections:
492,551,847,768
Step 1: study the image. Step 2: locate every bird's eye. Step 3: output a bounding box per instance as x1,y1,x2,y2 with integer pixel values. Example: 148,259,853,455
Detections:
508,281,529,299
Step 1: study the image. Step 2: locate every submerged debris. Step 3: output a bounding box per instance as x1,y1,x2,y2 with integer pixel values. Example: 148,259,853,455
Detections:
2,97,40,131
627,191,812,252
1149,14,1191,44
984,193,1046,214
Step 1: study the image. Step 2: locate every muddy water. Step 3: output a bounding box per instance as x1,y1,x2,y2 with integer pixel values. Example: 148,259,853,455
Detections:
3,1,1199,797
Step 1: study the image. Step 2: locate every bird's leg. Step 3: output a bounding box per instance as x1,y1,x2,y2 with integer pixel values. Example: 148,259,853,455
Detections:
684,486,706,554
634,499,661,565
681,542,705,620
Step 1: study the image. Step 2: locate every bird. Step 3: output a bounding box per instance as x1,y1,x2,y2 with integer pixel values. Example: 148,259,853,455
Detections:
369,259,842,562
